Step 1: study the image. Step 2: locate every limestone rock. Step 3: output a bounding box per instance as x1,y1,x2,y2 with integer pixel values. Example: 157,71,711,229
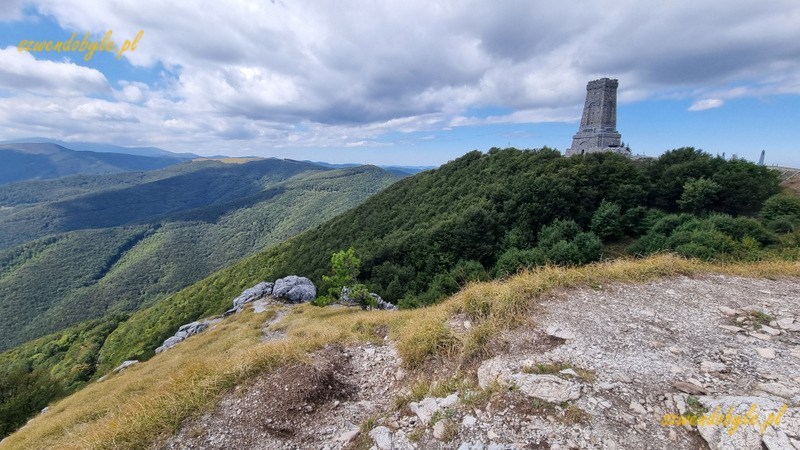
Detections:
340,286,397,310
696,396,798,450
272,276,316,303
112,360,139,374
673,381,708,395
155,320,211,353
232,281,273,309
369,425,393,450
755,382,798,400
757,348,777,359
507,373,582,403
462,415,477,428
700,361,727,373
433,420,449,440
546,325,575,340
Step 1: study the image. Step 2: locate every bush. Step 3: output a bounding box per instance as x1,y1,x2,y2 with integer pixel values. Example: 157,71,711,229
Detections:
538,219,581,249
627,232,668,256
546,240,582,265
705,214,774,245
650,214,696,235
674,242,717,260
494,247,547,277
761,193,800,222
621,206,651,237
573,232,603,264
677,178,721,214
591,200,623,241
767,216,796,233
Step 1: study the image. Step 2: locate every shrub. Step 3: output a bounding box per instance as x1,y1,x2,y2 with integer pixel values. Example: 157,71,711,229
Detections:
494,247,547,277
591,200,623,241
650,214,696,235
705,214,774,245
761,193,800,222
767,216,796,233
621,206,650,236
627,232,668,256
573,232,603,264
677,178,721,214
546,240,582,266
538,219,581,249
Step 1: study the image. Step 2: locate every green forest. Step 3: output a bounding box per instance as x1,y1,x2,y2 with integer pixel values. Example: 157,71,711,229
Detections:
2,146,799,438
0,161,400,351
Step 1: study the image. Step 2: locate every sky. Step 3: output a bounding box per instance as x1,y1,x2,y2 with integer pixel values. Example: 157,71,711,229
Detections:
0,1,798,166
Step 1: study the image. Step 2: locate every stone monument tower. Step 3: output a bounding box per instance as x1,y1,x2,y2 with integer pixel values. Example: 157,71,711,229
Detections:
566,78,628,156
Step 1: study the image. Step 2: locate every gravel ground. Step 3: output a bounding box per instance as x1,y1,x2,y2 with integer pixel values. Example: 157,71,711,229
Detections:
159,274,800,450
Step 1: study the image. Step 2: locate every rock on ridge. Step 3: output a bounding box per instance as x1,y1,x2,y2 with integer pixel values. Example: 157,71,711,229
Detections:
155,320,213,353
272,275,316,303
340,286,397,310
232,282,273,310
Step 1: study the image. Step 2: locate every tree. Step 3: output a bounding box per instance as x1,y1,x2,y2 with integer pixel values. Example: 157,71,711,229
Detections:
319,248,361,304
590,200,623,241
677,178,721,214
761,193,800,222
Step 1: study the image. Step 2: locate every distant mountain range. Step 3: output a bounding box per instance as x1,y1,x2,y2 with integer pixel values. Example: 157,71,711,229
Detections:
305,160,436,175
0,138,200,159
0,139,438,184
0,143,185,185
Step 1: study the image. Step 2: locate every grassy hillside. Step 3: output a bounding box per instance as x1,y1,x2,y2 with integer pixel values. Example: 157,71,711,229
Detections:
0,162,400,350
3,255,799,450
0,143,182,185
95,147,795,372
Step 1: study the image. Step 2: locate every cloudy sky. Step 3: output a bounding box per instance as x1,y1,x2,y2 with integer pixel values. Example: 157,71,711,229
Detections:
0,1,798,166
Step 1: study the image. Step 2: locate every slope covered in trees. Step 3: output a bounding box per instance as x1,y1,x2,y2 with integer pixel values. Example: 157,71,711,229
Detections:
3,146,797,440
97,147,793,371
0,161,401,350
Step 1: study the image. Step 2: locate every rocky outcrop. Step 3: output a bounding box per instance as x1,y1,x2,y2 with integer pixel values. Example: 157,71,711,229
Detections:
696,396,799,450
272,276,316,303
477,357,582,403
340,286,397,310
232,282,273,310
155,320,213,353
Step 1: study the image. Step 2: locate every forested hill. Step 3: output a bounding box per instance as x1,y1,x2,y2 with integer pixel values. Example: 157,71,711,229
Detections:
97,147,792,371
2,146,797,440
0,143,183,185
0,160,401,351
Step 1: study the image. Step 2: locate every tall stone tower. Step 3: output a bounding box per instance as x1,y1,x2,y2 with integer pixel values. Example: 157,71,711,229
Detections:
566,78,628,156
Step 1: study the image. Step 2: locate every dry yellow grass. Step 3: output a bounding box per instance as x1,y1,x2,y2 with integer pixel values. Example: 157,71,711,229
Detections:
4,254,799,450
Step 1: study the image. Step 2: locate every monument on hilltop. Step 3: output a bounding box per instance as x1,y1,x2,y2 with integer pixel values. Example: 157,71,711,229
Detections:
566,78,629,157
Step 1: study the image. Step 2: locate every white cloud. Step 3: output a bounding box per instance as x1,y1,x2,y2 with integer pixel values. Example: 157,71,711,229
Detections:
0,46,109,96
1,0,799,154
689,98,724,111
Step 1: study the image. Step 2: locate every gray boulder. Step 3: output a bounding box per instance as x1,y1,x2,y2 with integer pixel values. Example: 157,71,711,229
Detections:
272,275,316,303
340,286,397,310
232,282,273,309
155,320,211,353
